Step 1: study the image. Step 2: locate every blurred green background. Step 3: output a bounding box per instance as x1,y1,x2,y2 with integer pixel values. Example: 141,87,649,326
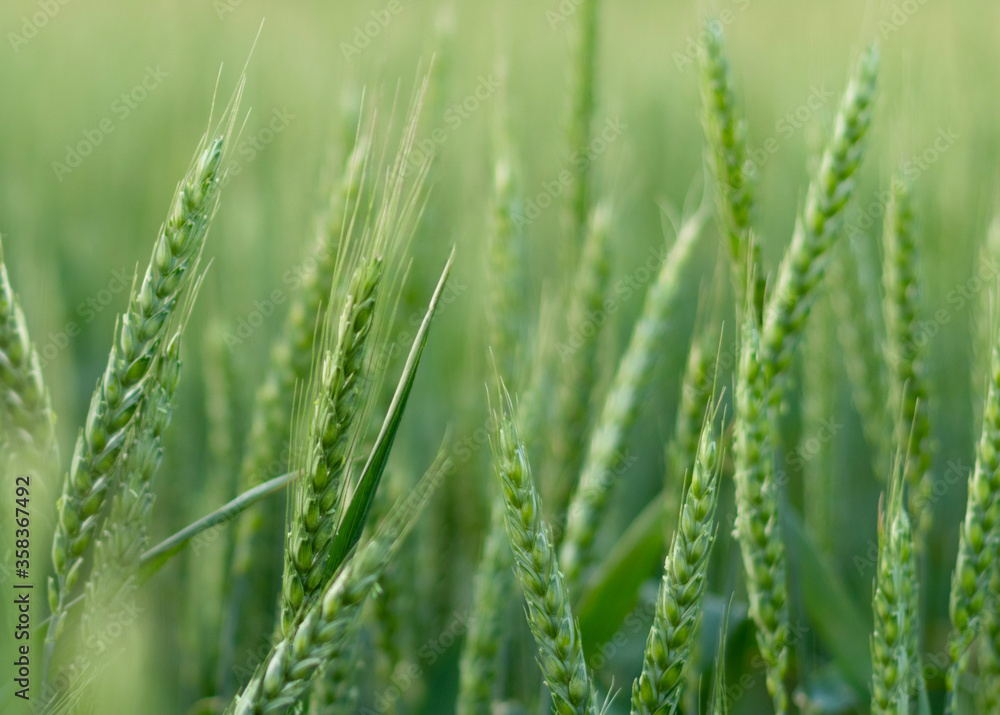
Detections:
1,0,998,713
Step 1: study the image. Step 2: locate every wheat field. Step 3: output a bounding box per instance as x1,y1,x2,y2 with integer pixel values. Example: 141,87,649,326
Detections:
2,1,1000,714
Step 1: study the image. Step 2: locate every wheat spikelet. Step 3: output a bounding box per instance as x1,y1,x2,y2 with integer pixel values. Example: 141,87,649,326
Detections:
632,413,721,715
947,315,1000,707
871,461,921,715
0,238,57,463
699,21,763,318
762,45,879,403
491,382,597,715
47,124,232,672
882,179,933,536
281,256,384,634
733,321,789,714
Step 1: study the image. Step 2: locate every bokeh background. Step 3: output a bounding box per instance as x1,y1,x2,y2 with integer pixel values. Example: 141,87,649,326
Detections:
1,0,999,713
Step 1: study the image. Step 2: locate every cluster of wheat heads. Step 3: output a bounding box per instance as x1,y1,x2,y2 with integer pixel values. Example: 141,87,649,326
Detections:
456,14,1000,715
0,71,465,713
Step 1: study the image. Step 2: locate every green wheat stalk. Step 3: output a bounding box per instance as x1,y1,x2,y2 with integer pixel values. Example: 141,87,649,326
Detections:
802,293,838,552
47,118,235,678
733,321,790,715
547,201,612,517
826,235,886,467
871,459,921,715
632,410,722,715
761,45,879,403
882,179,933,536
0,237,57,464
699,20,764,319
280,256,384,634
491,381,598,715
947,314,1000,709
456,495,513,715
567,0,600,250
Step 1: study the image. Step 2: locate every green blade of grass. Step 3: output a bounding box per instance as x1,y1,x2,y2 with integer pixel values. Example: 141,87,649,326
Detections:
324,248,455,580
137,470,297,583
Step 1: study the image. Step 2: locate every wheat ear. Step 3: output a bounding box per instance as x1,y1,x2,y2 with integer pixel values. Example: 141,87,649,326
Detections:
491,381,597,715
762,45,879,402
632,410,722,715
0,238,57,463
947,315,1000,707
871,460,921,715
733,321,790,714
230,456,447,715
665,331,716,524
81,333,181,648
47,130,229,672
220,136,369,689
559,199,708,595
882,179,933,536
699,21,763,319
281,256,383,634
547,201,612,516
